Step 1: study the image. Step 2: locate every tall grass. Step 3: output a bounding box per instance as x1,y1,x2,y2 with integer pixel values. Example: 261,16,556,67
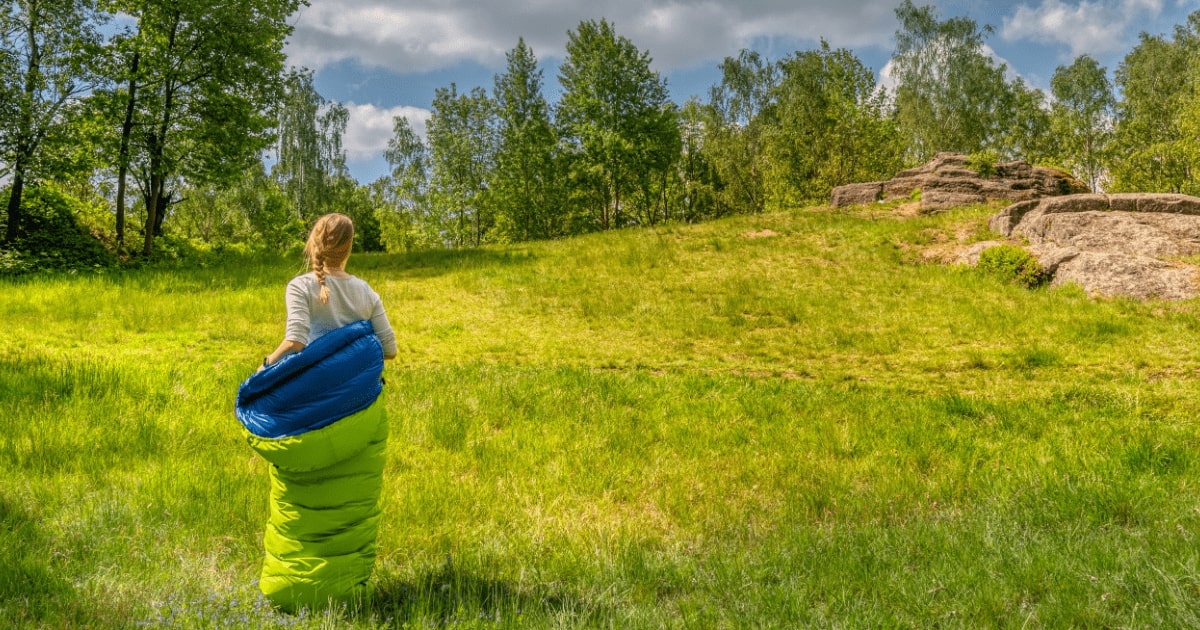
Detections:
4,204,1200,627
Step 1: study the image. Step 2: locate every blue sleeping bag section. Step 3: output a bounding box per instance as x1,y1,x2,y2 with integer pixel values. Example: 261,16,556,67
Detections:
236,319,385,438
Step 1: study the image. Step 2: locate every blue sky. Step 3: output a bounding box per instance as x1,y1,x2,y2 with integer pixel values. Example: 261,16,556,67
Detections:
280,0,1198,183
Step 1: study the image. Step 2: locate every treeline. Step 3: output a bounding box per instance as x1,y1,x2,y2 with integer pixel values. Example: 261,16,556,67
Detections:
2,2,1199,269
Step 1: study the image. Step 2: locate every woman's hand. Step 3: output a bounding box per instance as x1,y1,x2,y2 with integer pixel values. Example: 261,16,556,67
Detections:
263,339,306,370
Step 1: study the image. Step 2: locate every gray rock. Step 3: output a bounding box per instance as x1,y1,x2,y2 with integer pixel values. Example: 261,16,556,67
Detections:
1048,250,1198,301
990,193,1200,299
830,182,882,206
831,152,1090,211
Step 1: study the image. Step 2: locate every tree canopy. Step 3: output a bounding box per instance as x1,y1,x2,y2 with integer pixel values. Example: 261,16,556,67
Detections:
4,5,1200,269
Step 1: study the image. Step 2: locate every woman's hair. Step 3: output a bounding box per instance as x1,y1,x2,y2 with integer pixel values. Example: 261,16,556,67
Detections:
304,213,354,304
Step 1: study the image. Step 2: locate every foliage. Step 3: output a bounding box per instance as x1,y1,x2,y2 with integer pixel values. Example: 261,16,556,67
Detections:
0,0,105,245
1003,77,1055,165
890,1,1021,161
111,0,303,255
1110,11,1200,195
964,149,1000,177
700,49,777,216
977,243,1048,288
490,38,569,242
3,3,1200,268
377,116,438,253
0,185,115,274
426,84,498,248
768,41,902,205
1049,55,1116,192
273,68,350,221
557,19,680,230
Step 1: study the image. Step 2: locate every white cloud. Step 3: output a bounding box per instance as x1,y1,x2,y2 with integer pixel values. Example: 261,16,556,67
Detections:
285,0,904,74
343,103,431,162
1000,0,1165,57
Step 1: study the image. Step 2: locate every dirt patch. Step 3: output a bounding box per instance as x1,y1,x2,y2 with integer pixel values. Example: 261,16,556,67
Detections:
745,229,779,239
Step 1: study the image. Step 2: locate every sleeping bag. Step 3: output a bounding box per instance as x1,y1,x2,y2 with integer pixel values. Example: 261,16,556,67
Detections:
234,320,388,611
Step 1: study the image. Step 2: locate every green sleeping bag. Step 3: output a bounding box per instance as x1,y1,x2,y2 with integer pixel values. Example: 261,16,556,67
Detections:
235,321,388,611
244,398,388,610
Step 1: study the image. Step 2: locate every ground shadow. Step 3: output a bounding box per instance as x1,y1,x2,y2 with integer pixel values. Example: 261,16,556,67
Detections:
0,497,126,627
367,556,612,627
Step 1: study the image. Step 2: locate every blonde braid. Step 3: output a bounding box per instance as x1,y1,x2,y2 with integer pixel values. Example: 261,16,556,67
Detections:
303,214,355,306
313,254,331,304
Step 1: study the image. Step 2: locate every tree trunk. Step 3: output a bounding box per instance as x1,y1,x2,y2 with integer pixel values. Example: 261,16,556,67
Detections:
143,161,162,256
142,16,179,257
5,167,26,245
115,51,140,249
7,4,41,246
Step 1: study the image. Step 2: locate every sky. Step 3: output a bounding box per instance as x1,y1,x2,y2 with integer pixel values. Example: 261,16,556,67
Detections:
280,0,1199,183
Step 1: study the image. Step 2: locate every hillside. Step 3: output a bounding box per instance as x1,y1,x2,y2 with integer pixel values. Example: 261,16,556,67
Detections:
4,203,1200,627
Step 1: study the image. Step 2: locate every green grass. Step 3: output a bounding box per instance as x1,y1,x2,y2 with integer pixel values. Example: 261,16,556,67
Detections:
5,204,1200,628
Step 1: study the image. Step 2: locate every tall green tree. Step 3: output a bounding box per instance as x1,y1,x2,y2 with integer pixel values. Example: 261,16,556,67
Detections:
1110,11,1200,194
377,115,436,251
1181,53,1200,185
117,0,301,256
0,0,104,245
557,19,679,230
273,68,349,221
769,42,901,205
673,99,723,222
103,18,140,248
1049,55,1114,191
1003,78,1054,165
890,0,1012,161
491,38,565,241
701,49,778,215
426,83,497,247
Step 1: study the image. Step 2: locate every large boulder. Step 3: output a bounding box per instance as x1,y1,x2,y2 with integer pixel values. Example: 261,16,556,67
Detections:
988,193,1200,300
831,152,1090,212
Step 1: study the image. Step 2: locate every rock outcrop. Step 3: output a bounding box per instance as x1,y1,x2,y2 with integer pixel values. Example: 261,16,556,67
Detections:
988,193,1200,300
831,152,1090,212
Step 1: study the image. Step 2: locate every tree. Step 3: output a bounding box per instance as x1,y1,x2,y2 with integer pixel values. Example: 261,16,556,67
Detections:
0,0,104,245
557,19,680,230
490,38,566,241
673,99,723,222
890,0,1013,162
1049,55,1114,191
273,68,350,222
426,83,497,247
1110,11,1200,194
769,42,901,205
1003,77,1054,166
117,0,301,256
377,115,437,252
700,49,778,216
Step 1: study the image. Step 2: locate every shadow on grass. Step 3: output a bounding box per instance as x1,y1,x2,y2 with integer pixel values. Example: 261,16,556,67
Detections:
354,248,537,279
368,557,610,626
0,497,124,627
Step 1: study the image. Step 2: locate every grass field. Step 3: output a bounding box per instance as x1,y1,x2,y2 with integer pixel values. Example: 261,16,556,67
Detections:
4,203,1200,628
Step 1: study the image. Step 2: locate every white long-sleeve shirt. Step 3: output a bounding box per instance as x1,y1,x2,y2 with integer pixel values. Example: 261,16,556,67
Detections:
284,273,398,357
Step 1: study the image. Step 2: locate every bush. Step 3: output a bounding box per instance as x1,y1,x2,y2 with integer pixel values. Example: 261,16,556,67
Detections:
0,186,116,275
965,150,1001,178
978,244,1048,288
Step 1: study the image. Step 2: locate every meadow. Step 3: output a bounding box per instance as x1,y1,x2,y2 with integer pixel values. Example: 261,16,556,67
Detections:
4,202,1200,628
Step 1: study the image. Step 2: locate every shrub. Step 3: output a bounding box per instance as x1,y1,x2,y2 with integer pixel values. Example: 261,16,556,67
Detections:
978,244,1048,288
0,186,116,274
965,150,1001,178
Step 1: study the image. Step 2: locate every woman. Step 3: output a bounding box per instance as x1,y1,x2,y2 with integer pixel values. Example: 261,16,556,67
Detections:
237,213,397,611
265,212,398,367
